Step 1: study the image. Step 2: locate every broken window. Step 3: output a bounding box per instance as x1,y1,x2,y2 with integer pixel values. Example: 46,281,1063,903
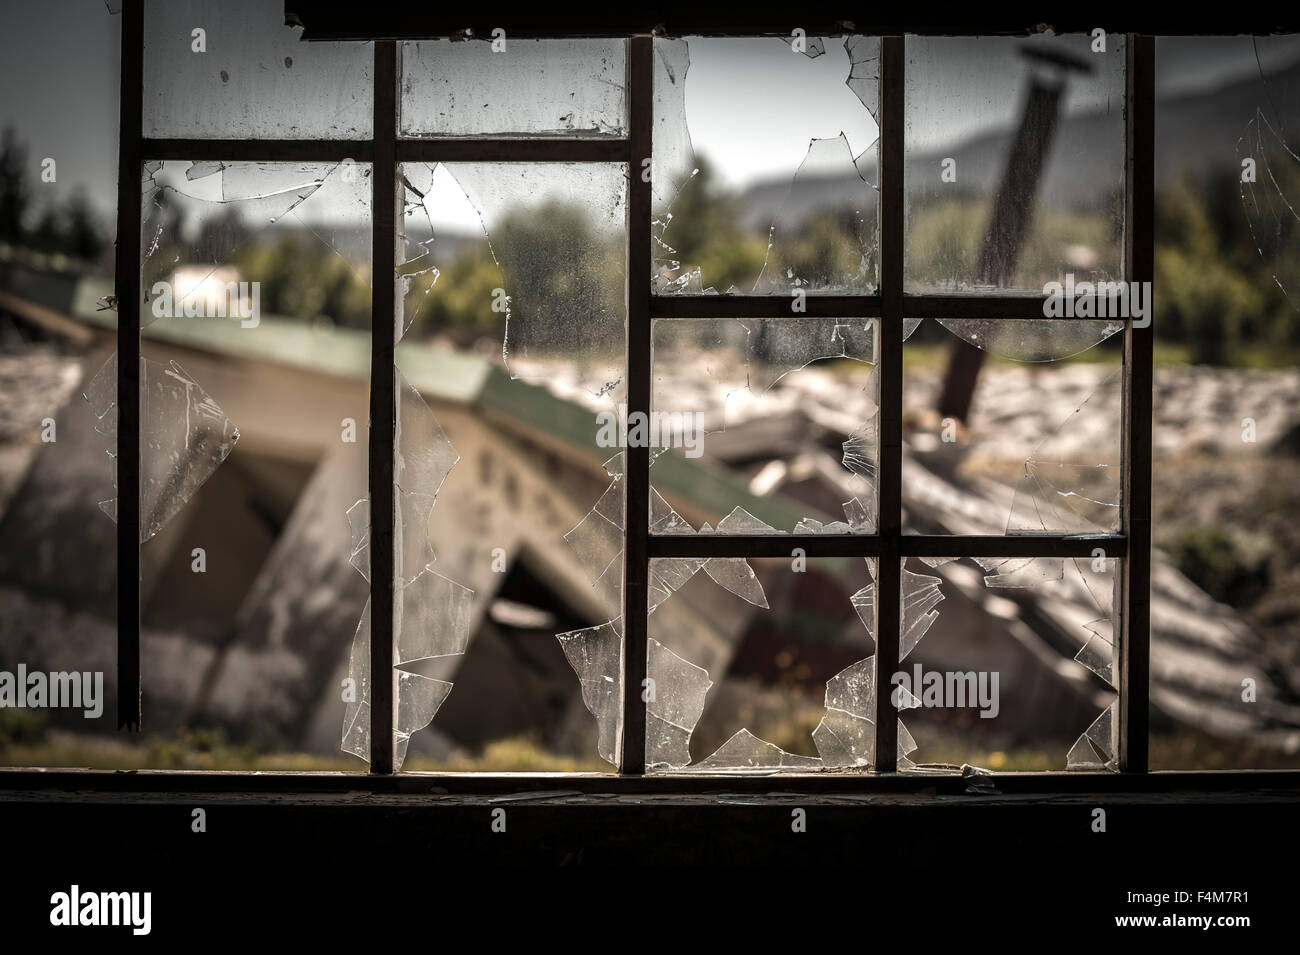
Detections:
128,159,371,767
41,11,1300,781
334,160,630,770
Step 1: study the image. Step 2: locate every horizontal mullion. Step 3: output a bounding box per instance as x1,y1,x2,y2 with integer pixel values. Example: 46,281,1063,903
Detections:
142,139,374,162
651,295,881,319
141,139,633,164
396,138,630,162
649,534,1126,559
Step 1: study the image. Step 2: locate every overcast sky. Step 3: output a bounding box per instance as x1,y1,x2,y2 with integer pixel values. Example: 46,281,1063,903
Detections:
1,1,1296,229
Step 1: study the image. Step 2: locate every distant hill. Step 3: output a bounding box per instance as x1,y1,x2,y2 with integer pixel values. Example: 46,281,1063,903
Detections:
735,55,1300,232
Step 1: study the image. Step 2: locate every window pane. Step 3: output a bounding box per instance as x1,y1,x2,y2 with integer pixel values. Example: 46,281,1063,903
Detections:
386,162,627,770
651,318,879,535
143,0,373,139
905,34,1125,293
646,557,879,773
135,160,371,769
895,556,1119,772
902,318,1122,537
653,37,880,295
400,39,627,139
1149,35,1300,770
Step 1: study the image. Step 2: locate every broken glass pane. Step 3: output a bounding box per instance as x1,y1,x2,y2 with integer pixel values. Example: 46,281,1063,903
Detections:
400,38,626,138
340,365,472,769
898,556,1119,771
646,557,877,774
143,0,373,139
905,34,1125,292
653,36,880,294
651,318,878,533
387,160,629,769
121,158,373,768
340,600,458,768
1066,702,1116,770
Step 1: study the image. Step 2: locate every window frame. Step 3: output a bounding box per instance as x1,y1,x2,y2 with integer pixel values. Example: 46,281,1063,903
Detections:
106,8,1152,781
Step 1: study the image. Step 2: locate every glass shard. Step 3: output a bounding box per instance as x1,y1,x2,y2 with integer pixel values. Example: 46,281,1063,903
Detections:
1066,702,1116,770
646,638,713,769
84,354,240,542
693,728,822,773
556,619,624,766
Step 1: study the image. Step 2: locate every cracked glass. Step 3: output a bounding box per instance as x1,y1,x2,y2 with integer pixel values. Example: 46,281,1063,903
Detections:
894,556,1119,772
642,556,880,774
652,36,880,295
125,160,372,768
339,161,629,770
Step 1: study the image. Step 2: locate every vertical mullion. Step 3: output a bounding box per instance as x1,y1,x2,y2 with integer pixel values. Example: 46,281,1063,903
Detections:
1119,35,1154,773
874,36,905,773
368,41,397,774
115,0,144,730
620,36,653,775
